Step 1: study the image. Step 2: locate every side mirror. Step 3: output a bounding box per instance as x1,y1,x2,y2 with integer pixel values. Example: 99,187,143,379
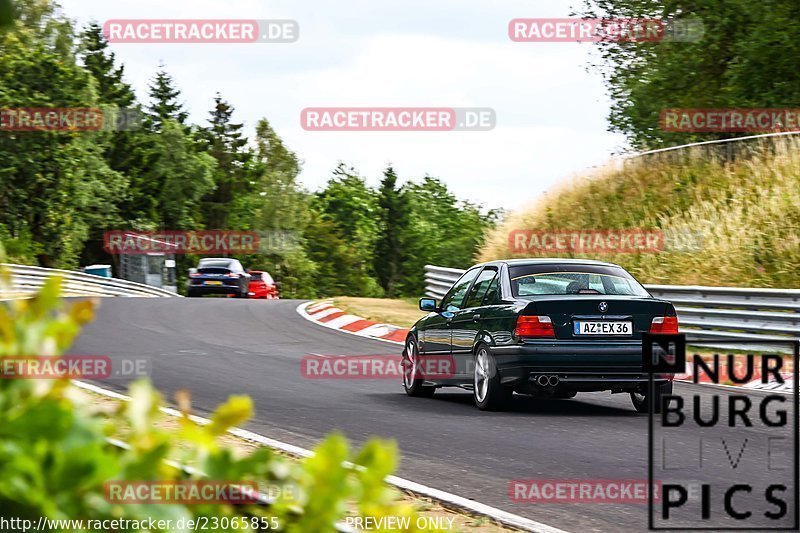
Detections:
419,297,438,312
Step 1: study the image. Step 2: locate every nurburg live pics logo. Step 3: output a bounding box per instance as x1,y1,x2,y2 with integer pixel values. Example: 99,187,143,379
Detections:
643,334,799,530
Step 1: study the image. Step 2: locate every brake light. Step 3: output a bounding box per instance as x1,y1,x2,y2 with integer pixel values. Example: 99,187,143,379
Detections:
225,272,239,278
515,315,555,338
650,316,679,334
190,272,201,277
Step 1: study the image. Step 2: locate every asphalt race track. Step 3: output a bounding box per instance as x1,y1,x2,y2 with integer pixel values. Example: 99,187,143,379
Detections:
69,298,797,532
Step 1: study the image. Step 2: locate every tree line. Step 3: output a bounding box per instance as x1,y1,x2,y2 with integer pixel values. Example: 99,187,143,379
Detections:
0,0,499,298
580,0,800,149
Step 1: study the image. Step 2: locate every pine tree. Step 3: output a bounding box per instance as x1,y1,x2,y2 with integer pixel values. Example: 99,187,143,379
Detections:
374,166,409,296
81,22,134,106
147,65,188,130
77,21,163,267
200,93,250,229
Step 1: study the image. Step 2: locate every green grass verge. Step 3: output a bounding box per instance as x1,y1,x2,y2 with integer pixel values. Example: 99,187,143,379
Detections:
480,137,800,288
331,297,427,328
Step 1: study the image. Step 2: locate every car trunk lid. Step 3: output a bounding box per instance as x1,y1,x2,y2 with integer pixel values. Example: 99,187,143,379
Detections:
198,267,233,277
520,296,671,340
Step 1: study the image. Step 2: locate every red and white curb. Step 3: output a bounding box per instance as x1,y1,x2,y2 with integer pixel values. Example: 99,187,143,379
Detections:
73,379,569,533
298,300,409,345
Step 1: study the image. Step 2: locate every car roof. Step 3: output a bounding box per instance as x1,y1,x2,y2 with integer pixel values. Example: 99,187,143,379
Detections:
197,258,236,267
477,258,622,268
198,258,236,264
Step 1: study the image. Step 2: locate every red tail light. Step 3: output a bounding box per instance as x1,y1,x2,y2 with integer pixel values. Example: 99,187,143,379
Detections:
190,272,201,277
650,316,679,334
515,315,555,338
225,272,239,278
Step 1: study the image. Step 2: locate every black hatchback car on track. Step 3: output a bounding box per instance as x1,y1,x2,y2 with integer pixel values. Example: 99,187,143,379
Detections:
187,258,251,298
402,259,678,411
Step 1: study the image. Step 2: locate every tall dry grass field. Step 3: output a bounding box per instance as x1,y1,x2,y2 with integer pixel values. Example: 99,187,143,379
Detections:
479,138,800,287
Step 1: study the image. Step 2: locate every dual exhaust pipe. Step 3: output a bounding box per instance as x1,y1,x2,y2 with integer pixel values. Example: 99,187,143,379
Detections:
534,374,560,387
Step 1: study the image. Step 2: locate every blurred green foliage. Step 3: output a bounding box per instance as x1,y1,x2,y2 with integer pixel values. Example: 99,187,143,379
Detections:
0,261,448,531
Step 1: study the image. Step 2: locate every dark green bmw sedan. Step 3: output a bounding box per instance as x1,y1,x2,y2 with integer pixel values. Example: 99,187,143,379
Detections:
402,259,678,412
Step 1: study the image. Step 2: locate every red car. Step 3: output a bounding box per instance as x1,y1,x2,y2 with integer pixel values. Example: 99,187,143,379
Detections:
247,270,279,299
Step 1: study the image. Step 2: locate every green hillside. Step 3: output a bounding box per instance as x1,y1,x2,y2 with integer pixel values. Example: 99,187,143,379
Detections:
479,137,800,288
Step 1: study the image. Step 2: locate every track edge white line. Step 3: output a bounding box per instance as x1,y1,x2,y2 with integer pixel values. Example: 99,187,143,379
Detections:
72,379,570,533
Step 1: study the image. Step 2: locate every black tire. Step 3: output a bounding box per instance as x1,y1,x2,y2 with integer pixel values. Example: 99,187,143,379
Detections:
402,337,436,398
187,291,200,298
473,344,512,411
630,381,673,413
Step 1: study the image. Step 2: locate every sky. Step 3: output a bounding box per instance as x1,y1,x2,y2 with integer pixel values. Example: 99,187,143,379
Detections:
58,0,628,213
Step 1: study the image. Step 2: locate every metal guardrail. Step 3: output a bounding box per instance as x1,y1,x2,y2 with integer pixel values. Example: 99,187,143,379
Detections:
1,263,179,298
424,264,799,344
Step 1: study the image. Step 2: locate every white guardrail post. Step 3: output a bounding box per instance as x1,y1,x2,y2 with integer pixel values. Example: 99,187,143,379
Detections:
1,263,180,298
424,264,800,345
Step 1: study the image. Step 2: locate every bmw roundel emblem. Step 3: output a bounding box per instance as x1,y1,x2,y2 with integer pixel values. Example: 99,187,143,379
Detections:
598,301,608,312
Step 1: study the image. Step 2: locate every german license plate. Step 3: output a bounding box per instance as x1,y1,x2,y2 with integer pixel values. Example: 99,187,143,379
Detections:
204,281,223,286
574,321,632,335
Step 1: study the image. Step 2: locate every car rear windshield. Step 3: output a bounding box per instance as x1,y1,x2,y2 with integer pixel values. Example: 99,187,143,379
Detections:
197,260,232,269
198,267,232,275
250,273,262,280
508,264,650,297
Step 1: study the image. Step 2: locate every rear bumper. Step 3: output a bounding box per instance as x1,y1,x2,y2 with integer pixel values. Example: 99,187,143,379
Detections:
248,288,274,298
188,284,241,295
491,340,671,390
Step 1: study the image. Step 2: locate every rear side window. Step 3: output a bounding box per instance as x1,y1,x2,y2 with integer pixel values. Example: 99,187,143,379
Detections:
441,267,480,311
482,275,502,305
464,268,497,308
